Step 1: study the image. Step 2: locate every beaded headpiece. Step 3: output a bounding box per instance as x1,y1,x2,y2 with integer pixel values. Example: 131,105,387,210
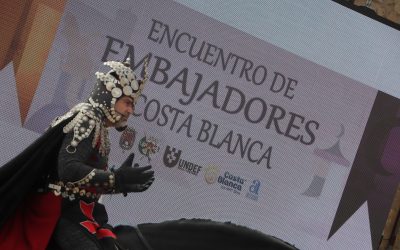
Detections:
50,58,149,155
89,58,148,123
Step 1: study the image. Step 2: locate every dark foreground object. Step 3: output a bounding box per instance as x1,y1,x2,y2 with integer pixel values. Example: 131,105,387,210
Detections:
115,218,299,250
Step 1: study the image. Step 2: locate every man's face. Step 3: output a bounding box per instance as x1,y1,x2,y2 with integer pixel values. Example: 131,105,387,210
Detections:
113,96,134,130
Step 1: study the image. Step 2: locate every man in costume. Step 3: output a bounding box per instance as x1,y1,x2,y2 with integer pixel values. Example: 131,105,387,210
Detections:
0,58,154,250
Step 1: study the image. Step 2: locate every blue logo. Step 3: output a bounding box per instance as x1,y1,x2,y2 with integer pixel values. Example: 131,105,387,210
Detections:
246,180,261,201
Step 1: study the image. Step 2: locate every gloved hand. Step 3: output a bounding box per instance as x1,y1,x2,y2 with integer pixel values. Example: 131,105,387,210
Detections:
114,153,155,195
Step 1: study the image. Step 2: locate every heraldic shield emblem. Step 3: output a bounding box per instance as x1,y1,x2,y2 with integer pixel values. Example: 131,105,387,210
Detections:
119,127,136,151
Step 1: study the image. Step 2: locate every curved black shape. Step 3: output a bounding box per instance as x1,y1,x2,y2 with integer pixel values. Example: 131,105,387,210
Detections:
115,219,299,250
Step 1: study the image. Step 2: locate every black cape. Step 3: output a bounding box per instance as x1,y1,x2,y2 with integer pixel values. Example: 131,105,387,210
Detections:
0,118,71,228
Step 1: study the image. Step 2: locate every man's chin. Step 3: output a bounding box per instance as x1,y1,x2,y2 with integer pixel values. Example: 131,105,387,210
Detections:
115,120,128,132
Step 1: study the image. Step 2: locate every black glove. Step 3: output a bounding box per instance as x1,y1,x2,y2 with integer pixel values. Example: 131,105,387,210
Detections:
114,153,155,195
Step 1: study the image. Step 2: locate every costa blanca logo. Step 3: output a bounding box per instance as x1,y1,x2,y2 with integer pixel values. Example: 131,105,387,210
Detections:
204,167,247,195
163,145,182,168
218,171,246,195
245,179,261,201
204,166,219,184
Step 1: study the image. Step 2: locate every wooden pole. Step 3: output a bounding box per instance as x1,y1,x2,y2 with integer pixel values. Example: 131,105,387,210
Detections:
380,184,400,250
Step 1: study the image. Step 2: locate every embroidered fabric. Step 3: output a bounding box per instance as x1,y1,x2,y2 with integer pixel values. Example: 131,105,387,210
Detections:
51,103,110,157
48,169,115,201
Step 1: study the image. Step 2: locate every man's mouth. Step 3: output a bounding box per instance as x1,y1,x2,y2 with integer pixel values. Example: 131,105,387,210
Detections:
116,112,129,121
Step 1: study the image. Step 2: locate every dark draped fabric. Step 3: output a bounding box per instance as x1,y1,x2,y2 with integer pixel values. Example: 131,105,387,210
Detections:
0,119,69,227
0,119,71,249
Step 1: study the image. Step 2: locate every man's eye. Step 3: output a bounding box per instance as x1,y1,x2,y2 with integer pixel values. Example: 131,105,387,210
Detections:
126,101,134,108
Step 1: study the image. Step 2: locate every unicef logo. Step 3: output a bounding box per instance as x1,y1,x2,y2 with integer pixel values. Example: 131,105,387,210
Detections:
204,166,219,184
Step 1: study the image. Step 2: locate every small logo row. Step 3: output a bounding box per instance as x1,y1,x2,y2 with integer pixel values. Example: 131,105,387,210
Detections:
164,145,261,201
120,130,262,201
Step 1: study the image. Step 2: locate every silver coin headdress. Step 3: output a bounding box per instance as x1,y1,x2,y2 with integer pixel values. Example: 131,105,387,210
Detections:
89,58,148,123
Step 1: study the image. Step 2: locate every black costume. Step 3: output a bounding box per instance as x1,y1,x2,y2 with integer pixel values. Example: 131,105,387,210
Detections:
0,59,154,249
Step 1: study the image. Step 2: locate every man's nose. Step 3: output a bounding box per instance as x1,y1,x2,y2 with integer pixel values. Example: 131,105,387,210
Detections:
127,106,134,115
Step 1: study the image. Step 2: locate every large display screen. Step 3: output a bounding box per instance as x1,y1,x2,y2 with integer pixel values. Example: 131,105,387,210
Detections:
1,1,399,249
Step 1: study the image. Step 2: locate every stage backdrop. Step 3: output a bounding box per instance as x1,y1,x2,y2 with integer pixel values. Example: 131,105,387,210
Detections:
1,1,400,249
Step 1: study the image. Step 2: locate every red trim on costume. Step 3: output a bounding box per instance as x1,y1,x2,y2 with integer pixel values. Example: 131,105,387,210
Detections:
80,200,96,221
80,220,100,234
79,200,116,239
97,228,117,239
